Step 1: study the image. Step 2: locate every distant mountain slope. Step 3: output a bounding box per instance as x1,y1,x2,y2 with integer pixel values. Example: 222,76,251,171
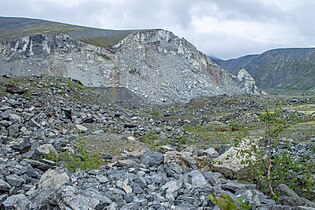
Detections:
213,54,259,75
0,17,262,104
215,48,315,91
0,16,136,47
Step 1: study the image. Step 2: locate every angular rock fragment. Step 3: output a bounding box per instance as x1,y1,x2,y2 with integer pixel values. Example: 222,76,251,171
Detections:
0,178,11,192
141,151,164,166
38,169,70,189
2,194,32,210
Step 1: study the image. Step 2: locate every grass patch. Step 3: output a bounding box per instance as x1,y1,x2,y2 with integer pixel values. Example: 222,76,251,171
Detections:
178,135,188,145
182,124,232,145
0,24,81,41
140,130,162,150
67,81,74,91
288,104,315,115
83,31,135,48
22,91,32,98
42,139,102,173
149,109,160,118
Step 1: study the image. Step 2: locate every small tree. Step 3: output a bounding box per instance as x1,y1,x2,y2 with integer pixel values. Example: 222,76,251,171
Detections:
257,100,290,196
235,100,313,199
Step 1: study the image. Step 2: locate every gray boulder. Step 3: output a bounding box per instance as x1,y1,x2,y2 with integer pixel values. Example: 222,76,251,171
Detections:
161,180,182,200
1,194,32,210
30,169,70,208
204,147,219,158
141,152,164,166
52,185,112,210
38,168,70,189
7,124,20,137
8,113,22,124
276,184,315,208
187,170,209,189
164,162,183,178
0,178,11,192
5,175,24,187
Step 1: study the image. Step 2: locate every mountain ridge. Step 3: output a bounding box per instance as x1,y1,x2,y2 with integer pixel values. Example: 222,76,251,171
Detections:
214,48,315,92
0,16,138,48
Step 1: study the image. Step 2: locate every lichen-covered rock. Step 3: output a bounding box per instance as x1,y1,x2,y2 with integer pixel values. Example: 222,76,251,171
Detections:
212,139,262,179
32,144,57,160
38,169,70,189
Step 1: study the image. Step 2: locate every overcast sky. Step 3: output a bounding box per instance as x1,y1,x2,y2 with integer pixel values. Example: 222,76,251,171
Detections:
1,0,315,59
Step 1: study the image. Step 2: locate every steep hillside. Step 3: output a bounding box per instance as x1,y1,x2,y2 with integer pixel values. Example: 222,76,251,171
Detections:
0,17,262,104
215,48,315,92
214,54,258,75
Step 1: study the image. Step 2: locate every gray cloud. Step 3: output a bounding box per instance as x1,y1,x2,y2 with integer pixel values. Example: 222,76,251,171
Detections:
1,0,315,59
209,0,284,21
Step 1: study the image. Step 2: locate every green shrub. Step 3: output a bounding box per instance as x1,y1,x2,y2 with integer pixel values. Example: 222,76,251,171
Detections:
22,91,32,98
208,193,252,210
63,140,102,173
43,150,59,162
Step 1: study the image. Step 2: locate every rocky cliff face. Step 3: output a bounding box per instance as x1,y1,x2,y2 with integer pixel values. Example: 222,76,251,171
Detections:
0,30,261,104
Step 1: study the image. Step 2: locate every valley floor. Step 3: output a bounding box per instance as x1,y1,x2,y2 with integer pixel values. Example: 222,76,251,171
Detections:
0,75,314,209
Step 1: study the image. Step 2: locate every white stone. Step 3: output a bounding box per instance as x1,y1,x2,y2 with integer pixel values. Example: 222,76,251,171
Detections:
122,179,132,193
162,180,181,200
38,169,70,189
204,147,219,158
75,124,88,132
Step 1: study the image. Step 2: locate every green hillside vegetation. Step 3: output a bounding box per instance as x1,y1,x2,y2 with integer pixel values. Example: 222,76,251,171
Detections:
0,16,137,48
83,33,132,48
214,48,315,92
